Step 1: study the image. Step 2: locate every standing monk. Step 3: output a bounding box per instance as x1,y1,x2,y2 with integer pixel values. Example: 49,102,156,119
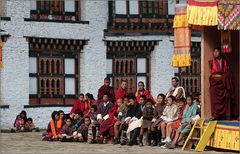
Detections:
209,48,234,120
115,79,128,101
166,77,185,100
135,81,153,102
97,77,115,104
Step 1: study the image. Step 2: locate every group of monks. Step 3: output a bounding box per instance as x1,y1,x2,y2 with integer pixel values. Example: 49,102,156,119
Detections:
41,47,238,148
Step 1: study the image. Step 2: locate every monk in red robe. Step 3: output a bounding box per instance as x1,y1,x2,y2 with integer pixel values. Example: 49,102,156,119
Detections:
209,48,234,120
115,79,128,101
97,77,115,104
135,81,153,102
70,93,85,115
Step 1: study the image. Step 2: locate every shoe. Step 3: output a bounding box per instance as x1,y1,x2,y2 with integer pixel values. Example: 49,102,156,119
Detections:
151,140,157,146
127,142,134,146
161,138,167,143
120,141,126,145
161,143,171,149
113,138,120,145
89,140,97,144
168,144,176,149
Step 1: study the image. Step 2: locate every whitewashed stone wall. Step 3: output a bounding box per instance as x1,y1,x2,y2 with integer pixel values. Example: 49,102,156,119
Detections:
0,0,108,129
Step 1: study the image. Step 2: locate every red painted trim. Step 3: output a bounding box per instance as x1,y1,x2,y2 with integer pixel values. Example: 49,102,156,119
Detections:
188,0,218,7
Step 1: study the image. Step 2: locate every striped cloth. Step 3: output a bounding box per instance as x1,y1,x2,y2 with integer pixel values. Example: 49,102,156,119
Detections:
172,4,191,67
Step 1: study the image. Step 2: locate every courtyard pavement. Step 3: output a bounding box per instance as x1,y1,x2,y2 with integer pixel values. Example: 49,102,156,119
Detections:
0,132,233,154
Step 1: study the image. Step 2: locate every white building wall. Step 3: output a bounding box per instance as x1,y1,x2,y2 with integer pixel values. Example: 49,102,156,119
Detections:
0,0,108,129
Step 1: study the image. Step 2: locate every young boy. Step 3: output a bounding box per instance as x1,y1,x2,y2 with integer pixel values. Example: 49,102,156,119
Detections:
88,105,99,144
76,117,91,142
161,98,186,148
139,99,154,146
97,93,114,143
167,95,198,149
151,93,166,146
125,94,143,146
24,118,38,132
159,96,178,143
72,109,84,130
113,98,128,144
61,117,76,142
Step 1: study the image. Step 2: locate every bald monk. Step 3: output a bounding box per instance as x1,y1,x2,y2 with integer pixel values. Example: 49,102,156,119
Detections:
97,77,115,104
135,81,153,102
115,79,128,101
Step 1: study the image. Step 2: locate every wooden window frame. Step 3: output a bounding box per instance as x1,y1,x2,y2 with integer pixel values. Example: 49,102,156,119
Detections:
139,0,167,15
29,51,79,105
30,0,81,21
107,52,150,93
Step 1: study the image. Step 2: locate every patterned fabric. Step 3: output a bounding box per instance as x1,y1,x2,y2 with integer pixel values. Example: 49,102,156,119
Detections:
187,0,218,26
218,0,240,30
173,4,191,67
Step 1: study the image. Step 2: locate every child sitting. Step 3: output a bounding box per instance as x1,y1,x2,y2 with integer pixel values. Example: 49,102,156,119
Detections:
42,111,63,141
75,117,91,142
159,96,178,143
61,117,76,142
24,118,38,132
72,109,84,130
88,105,99,144
113,97,128,144
167,95,198,149
14,115,25,132
139,99,154,146
161,98,186,148
151,93,166,146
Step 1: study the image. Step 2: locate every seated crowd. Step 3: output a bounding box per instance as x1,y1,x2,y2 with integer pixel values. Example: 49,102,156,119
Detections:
13,77,201,149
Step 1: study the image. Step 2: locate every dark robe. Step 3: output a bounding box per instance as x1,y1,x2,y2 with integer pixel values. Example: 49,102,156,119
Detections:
77,123,89,142
61,124,75,136
135,89,154,102
99,104,119,135
97,85,115,103
152,103,166,128
126,103,142,119
115,88,128,101
209,58,234,120
141,107,154,129
97,101,114,117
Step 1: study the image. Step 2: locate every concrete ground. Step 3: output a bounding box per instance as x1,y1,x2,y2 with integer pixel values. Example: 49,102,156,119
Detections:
0,132,233,154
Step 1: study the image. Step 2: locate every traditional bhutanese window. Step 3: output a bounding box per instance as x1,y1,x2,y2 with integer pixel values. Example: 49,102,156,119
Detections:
106,41,158,93
30,0,81,21
139,0,168,15
28,37,87,105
